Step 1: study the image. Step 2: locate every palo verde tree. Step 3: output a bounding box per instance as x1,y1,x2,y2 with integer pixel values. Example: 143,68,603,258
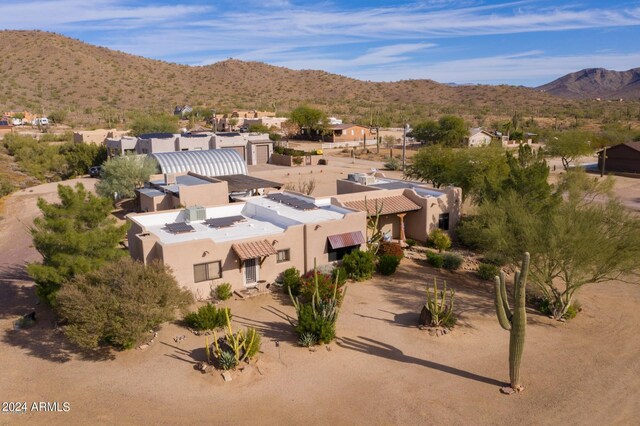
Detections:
28,183,128,304
409,115,468,147
129,111,179,136
460,170,640,319
545,130,594,170
288,105,327,137
96,155,158,200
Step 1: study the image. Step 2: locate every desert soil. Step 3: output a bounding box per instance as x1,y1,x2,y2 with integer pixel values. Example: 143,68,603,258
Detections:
1,168,639,425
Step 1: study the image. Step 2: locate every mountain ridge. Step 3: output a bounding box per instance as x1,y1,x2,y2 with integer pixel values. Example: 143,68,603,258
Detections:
537,67,640,99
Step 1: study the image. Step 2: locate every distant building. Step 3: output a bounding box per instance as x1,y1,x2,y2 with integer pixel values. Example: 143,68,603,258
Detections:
105,132,273,165
328,117,343,125
467,128,494,147
323,124,375,143
598,142,640,174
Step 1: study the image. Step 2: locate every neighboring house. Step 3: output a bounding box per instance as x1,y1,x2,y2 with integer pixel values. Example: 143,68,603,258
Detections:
136,171,283,213
467,128,494,147
127,192,366,298
106,132,273,165
243,117,288,130
335,174,462,242
598,142,640,174
323,124,376,143
73,129,129,145
0,120,13,138
328,117,343,125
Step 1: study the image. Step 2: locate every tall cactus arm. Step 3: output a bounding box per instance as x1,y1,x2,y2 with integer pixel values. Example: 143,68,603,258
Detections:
495,274,512,330
499,271,512,321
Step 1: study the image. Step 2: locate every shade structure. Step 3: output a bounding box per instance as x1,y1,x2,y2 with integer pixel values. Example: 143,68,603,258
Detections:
327,231,366,249
232,240,278,260
344,195,421,216
150,149,248,177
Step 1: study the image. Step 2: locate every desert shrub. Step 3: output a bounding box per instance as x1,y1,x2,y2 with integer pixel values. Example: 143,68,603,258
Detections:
298,332,317,347
563,301,582,320
426,251,444,268
378,241,404,259
243,327,262,359
378,254,401,276
477,263,500,281
292,156,303,165
56,258,193,350
300,270,343,301
342,250,375,281
0,176,15,197
184,305,231,331
384,156,401,170
332,266,347,286
281,267,302,295
429,228,451,252
214,283,233,301
442,253,463,271
405,238,418,248
295,303,336,344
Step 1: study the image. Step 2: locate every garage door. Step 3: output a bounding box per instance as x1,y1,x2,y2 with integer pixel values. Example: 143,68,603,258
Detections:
229,146,246,161
256,145,269,164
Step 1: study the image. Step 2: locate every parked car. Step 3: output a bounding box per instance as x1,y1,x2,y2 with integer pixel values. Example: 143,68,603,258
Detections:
11,118,23,126
89,166,102,178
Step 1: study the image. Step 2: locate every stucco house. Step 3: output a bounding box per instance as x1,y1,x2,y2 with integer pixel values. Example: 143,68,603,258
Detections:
324,124,376,143
335,174,461,242
127,192,366,298
467,128,494,147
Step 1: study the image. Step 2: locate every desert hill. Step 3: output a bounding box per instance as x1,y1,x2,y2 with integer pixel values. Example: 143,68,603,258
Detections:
537,67,640,100
0,31,636,127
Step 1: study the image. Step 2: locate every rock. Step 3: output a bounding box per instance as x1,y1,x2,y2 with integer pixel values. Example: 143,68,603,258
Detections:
222,371,233,382
138,344,149,350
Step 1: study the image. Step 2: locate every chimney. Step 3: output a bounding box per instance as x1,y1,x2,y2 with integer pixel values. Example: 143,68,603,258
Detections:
164,173,176,185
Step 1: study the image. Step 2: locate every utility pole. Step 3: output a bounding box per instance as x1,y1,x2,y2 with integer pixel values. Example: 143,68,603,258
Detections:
402,122,408,171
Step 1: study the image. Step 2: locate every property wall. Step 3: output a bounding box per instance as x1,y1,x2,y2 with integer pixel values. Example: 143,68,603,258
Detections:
330,126,376,143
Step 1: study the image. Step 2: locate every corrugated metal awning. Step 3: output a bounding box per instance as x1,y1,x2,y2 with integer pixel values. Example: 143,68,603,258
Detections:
327,231,366,250
344,195,421,216
232,239,277,260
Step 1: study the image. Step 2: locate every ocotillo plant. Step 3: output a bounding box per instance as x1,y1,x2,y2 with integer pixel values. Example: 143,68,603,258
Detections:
495,252,530,393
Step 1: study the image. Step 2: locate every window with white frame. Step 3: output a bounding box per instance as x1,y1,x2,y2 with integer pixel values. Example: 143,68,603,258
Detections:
277,249,290,263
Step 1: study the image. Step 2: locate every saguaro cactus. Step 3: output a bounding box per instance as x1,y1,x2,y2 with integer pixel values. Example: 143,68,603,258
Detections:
495,252,530,393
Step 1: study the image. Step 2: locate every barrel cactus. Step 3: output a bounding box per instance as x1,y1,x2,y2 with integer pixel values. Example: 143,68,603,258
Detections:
495,252,530,393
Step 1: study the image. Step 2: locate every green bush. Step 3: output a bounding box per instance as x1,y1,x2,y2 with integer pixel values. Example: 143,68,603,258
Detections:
384,157,401,170
300,270,343,301
215,283,233,301
0,176,15,197
281,267,302,296
378,254,401,276
405,239,418,248
243,327,262,358
477,263,500,281
378,241,404,259
332,266,347,286
563,301,582,320
342,250,375,281
426,251,444,268
442,253,463,271
184,304,231,331
296,303,336,344
429,228,451,252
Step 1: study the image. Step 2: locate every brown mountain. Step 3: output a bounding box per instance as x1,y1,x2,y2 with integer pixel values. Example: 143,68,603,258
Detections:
0,30,635,127
537,68,640,100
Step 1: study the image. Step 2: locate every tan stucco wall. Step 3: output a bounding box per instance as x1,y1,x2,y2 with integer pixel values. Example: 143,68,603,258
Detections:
179,181,229,208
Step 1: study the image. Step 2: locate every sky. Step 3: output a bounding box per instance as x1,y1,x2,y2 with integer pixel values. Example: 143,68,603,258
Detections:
1,0,640,86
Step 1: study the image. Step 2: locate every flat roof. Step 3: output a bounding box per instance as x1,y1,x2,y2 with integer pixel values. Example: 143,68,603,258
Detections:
132,193,354,244
369,178,446,197
215,174,282,192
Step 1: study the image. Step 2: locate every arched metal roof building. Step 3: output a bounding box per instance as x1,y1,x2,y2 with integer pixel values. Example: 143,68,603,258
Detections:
150,149,248,176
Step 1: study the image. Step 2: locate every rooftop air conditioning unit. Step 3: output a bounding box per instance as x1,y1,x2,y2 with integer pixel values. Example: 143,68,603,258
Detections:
185,205,206,222
357,175,376,185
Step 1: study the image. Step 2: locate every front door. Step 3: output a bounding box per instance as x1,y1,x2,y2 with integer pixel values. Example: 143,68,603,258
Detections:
244,258,258,285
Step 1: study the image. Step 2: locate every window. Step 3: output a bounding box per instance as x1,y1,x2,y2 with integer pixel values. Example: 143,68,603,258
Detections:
277,249,290,263
328,245,357,262
438,213,450,231
193,261,222,282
